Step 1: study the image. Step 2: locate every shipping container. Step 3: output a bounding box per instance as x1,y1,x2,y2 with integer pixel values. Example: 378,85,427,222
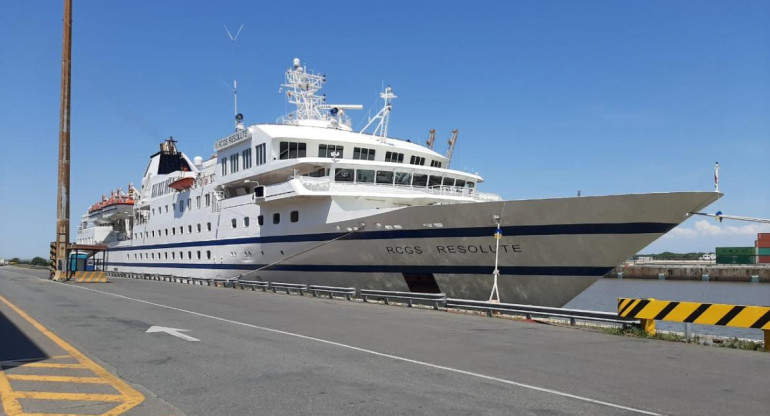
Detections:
758,248,770,256
758,233,770,246
716,255,756,264
715,247,756,256
759,255,770,264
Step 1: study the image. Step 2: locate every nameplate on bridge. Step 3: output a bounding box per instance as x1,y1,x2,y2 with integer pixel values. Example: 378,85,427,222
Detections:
215,129,251,151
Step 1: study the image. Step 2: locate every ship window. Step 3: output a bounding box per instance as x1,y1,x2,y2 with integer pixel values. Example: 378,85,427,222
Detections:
356,169,375,183
443,177,455,186
455,179,466,188
280,141,307,159
409,155,426,166
221,158,228,176
197,223,201,232
172,228,176,235
173,202,176,211
196,196,201,209
291,211,299,223
430,160,442,168
255,143,266,165
466,181,475,189
231,218,237,228
151,231,155,238
335,168,354,182
319,144,344,158
151,253,155,259
188,251,192,260
205,194,211,207
413,174,428,187
242,148,252,169
134,254,137,259
179,226,184,234
207,222,211,231
376,171,394,184
429,175,442,188
164,252,168,259
206,250,211,259
171,252,175,259
353,147,375,160
197,251,201,260
152,208,155,216
230,153,239,173
258,215,264,226
273,213,280,224
165,205,168,213
385,151,404,163
188,225,192,233
165,228,168,236
179,200,184,211
244,217,250,227
395,172,411,186
187,198,191,211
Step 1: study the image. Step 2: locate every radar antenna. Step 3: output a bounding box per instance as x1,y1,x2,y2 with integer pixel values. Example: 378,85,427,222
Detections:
360,85,397,140
224,24,244,131
280,58,362,128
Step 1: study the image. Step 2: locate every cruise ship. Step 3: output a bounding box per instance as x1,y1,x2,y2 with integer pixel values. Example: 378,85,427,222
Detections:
76,58,721,307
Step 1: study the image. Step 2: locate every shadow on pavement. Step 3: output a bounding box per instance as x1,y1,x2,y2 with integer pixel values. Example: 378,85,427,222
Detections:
0,310,47,370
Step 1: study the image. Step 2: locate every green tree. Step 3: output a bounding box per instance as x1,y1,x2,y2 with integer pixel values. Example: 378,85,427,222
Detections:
30,257,48,266
10,257,20,264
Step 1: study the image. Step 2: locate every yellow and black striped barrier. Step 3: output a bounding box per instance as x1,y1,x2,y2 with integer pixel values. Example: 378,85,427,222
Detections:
71,270,108,283
618,297,770,351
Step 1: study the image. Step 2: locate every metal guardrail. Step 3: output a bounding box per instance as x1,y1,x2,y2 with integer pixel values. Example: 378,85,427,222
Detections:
107,271,636,329
268,282,307,295
359,289,446,310
237,280,269,291
309,285,356,300
448,298,638,327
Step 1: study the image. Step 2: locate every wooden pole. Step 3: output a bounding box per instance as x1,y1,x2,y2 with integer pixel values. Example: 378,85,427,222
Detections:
54,0,72,281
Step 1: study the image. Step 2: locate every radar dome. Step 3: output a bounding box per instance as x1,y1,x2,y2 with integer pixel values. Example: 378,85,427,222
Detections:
193,156,203,167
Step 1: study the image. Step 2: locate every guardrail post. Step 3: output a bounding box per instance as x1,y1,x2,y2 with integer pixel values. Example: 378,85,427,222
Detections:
640,318,656,336
765,330,769,352
407,298,413,307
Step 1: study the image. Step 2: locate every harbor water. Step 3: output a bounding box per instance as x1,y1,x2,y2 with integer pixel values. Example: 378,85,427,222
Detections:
565,278,770,340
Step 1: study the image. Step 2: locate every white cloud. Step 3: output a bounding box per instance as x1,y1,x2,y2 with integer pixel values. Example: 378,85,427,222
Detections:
665,220,770,239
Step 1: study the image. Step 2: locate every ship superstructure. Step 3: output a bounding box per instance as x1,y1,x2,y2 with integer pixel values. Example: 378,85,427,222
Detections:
77,58,721,306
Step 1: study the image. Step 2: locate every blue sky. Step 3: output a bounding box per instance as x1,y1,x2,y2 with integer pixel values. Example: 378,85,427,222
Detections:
1,0,768,259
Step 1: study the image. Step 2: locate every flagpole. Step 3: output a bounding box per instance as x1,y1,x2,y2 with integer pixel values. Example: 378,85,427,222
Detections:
489,220,501,303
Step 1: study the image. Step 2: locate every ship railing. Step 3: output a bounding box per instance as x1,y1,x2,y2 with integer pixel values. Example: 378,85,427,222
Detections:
445,299,639,327
295,176,486,199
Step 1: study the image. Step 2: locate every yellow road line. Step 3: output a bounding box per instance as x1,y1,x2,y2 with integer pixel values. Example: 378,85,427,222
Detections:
16,363,86,369
6,374,110,384
0,295,144,415
9,391,125,402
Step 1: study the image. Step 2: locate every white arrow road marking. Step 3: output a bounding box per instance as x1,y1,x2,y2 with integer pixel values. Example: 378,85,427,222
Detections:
146,326,200,342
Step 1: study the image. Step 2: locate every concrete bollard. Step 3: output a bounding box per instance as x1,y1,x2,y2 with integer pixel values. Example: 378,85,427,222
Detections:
752,275,759,283
701,274,710,282
658,273,665,281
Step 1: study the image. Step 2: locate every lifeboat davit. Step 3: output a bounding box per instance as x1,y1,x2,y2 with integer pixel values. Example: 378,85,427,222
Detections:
169,177,195,191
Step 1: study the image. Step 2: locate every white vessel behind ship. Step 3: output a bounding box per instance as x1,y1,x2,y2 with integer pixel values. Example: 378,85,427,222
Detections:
77,58,720,307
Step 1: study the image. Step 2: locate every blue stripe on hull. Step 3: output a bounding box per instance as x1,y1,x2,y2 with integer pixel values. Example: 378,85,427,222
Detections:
106,262,611,276
108,222,677,252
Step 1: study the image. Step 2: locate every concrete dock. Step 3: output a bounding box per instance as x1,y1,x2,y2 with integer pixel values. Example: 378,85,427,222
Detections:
1,266,768,416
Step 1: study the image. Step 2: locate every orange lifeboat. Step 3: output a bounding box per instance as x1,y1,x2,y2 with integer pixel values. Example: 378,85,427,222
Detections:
88,190,134,213
168,177,195,191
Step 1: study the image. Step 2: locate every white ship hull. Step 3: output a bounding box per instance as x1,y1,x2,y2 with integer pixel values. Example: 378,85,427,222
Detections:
102,192,719,306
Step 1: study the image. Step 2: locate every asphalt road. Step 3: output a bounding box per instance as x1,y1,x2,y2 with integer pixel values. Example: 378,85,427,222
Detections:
1,266,768,416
